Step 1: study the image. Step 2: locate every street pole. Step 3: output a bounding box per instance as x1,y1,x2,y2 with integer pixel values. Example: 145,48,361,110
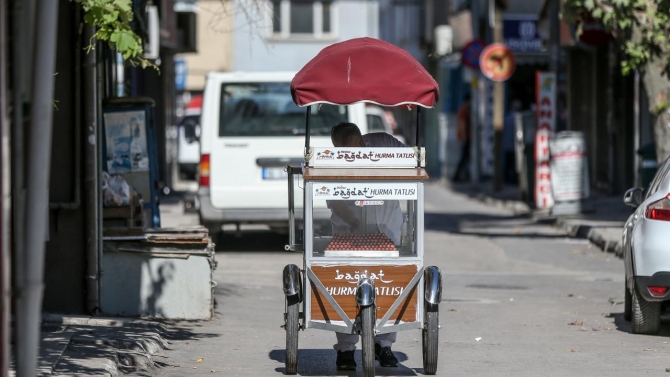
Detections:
17,0,59,375
0,0,10,375
549,0,560,119
470,0,481,183
634,70,641,188
492,2,504,191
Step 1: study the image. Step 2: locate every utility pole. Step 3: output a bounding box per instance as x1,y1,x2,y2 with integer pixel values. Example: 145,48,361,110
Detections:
0,0,9,376
492,0,504,191
549,0,560,122
470,0,481,183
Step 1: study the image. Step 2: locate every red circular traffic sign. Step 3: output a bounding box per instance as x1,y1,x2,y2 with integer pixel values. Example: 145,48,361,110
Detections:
479,43,516,82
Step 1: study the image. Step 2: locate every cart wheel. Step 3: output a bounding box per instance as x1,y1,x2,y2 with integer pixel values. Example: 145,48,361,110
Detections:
285,294,300,375
422,303,439,375
360,305,376,377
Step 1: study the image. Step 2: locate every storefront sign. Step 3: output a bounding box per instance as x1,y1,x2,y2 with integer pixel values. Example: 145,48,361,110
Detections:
503,16,543,53
534,71,556,209
313,183,418,200
174,58,186,91
310,147,425,168
550,132,590,201
310,265,418,322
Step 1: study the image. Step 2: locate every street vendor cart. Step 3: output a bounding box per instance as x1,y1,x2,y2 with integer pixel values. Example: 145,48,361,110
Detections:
282,38,442,377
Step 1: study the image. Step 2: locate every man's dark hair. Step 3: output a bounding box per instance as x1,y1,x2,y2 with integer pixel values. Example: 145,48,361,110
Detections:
464,93,472,102
331,122,362,146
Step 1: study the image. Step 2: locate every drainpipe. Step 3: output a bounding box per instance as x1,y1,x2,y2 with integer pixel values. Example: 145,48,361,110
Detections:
49,7,82,211
84,25,100,315
0,0,11,375
11,0,34,327
16,0,59,376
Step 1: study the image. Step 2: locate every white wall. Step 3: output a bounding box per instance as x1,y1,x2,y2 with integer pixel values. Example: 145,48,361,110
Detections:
232,0,379,72
182,0,234,90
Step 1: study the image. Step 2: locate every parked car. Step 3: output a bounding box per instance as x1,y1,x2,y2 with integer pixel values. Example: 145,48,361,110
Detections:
198,71,368,238
365,105,405,144
177,94,202,181
622,155,670,334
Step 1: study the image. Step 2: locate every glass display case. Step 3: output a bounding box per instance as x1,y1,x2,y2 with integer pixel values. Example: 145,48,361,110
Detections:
310,197,419,258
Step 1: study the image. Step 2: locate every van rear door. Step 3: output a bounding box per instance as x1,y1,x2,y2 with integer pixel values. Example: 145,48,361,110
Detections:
209,81,352,210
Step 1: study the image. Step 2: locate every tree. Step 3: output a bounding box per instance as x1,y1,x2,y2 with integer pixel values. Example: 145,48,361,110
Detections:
563,0,670,162
75,0,151,68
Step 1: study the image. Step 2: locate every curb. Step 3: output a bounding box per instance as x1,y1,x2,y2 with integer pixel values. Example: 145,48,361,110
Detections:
475,192,623,258
554,217,623,258
475,193,532,216
43,314,169,333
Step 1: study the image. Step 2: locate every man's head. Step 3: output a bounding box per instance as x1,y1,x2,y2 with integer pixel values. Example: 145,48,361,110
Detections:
331,122,365,147
464,93,472,103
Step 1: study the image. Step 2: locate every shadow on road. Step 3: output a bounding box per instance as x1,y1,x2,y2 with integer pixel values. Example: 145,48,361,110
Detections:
214,230,290,252
425,212,567,240
606,312,670,337
269,349,418,376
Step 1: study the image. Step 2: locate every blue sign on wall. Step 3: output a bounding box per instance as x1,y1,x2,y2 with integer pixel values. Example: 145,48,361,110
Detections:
175,58,187,91
503,16,543,53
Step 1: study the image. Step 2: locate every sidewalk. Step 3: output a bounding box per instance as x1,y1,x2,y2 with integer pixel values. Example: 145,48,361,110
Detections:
449,180,630,258
10,314,176,376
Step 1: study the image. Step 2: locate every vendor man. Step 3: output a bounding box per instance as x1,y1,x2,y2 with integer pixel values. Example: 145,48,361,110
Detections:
328,122,405,370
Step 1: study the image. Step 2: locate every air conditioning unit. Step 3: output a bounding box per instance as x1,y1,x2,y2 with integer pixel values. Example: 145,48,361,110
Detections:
144,5,160,60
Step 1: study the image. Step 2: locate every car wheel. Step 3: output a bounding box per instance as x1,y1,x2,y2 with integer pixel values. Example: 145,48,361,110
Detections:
631,286,661,335
624,281,632,321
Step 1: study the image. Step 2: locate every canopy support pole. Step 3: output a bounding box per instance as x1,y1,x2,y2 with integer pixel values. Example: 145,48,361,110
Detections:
416,107,421,168
304,106,311,167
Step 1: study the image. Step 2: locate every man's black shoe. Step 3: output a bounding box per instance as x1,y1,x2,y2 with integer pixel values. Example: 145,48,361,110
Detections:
336,350,357,370
375,344,398,367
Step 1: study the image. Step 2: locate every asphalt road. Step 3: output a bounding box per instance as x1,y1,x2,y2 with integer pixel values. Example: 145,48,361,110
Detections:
155,183,670,376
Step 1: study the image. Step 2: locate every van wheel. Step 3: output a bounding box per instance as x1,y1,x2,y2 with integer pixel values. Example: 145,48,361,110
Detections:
202,222,223,245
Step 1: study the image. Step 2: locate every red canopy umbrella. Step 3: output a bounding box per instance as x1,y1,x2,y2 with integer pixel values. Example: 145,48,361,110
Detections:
291,38,439,108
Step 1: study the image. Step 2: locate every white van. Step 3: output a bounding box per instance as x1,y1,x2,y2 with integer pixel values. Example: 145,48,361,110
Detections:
198,72,368,238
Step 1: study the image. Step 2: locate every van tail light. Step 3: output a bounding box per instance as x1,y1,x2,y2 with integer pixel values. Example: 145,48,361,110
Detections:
199,153,210,187
648,286,667,297
645,194,670,221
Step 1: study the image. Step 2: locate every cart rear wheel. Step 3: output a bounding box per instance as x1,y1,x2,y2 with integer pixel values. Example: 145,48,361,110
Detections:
422,304,439,375
285,295,300,375
360,305,376,377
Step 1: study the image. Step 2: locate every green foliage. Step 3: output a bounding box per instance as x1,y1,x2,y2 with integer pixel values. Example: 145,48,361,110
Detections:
652,99,670,115
563,0,670,75
73,0,156,70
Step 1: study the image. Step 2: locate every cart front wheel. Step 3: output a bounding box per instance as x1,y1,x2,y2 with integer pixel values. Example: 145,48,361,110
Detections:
360,305,376,377
422,304,439,375
285,294,300,375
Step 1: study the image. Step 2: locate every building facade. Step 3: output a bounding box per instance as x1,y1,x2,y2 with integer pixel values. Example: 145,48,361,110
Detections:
232,0,379,72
